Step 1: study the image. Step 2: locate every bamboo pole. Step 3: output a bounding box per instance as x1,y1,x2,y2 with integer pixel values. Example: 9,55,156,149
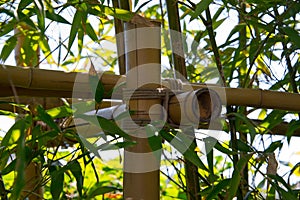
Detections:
123,17,161,200
2,65,300,112
14,24,43,200
113,0,126,75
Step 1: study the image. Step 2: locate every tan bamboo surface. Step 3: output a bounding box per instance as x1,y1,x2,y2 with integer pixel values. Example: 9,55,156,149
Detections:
122,17,161,200
2,65,300,112
0,65,125,98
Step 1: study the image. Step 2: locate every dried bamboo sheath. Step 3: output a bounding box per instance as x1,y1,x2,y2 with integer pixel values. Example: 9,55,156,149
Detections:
1,65,300,112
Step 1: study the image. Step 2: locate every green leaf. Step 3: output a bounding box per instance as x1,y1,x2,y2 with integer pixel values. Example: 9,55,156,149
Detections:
78,135,101,157
286,120,300,143
36,105,60,132
101,6,134,21
85,21,98,42
10,124,27,200
234,139,254,153
206,179,230,200
68,161,83,197
39,34,55,64
89,75,105,103
0,19,16,37
34,0,45,32
46,105,73,119
50,166,64,200
192,0,213,19
0,110,17,117
224,23,246,44
267,174,298,200
1,118,27,147
146,125,162,152
0,35,17,62
96,116,130,139
87,184,119,198
214,141,236,155
1,159,16,175
265,141,283,153
160,129,209,172
45,10,70,24
226,154,252,200
229,112,256,142
67,10,83,56
280,26,300,49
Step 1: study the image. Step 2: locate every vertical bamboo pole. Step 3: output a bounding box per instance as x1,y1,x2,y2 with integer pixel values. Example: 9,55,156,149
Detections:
237,1,249,197
123,17,161,200
113,0,126,75
15,24,43,200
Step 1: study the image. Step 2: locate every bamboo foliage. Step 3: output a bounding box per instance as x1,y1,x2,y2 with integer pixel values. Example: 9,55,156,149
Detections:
0,0,300,199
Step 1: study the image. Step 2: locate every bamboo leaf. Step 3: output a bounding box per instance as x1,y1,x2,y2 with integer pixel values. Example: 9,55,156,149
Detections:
89,74,105,104
18,0,34,10
226,154,252,199
280,26,300,49
77,114,130,140
146,125,162,152
87,183,119,198
265,141,283,153
34,0,45,32
78,135,101,157
46,105,73,119
192,0,213,19
160,129,209,172
45,10,70,24
36,105,60,132
10,123,27,200
39,34,56,64
85,21,98,42
286,120,300,143
67,10,83,56
229,112,256,142
1,159,16,176
1,118,27,147
96,116,130,140
68,161,83,197
0,35,17,62
206,179,230,200
49,166,64,200
231,139,254,153
214,141,236,155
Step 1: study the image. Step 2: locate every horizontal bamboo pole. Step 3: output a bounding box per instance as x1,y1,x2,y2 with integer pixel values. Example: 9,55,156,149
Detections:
0,65,124,98
2,65,300,112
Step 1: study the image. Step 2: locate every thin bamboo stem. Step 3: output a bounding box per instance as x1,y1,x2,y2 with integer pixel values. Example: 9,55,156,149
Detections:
165,0,187,79
113,0,126,75
166,2,201,198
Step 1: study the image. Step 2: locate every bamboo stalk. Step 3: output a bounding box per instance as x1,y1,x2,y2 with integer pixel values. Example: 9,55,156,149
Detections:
165,0,187,79
123,18,161,200
2,66,300,112
14,24,43,200
113,0,126,75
